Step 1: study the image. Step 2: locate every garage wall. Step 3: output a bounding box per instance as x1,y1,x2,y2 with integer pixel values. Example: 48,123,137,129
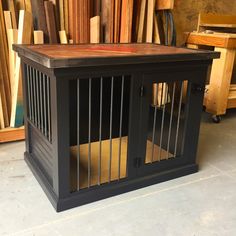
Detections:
173,0,236,46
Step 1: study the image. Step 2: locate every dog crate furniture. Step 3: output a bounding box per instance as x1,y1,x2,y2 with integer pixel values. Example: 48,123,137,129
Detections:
14,43,219,212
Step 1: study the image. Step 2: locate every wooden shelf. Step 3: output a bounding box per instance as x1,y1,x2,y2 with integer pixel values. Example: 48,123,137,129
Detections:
0,126,25,143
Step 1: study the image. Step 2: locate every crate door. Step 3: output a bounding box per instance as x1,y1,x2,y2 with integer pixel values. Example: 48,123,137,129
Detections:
136,72,198,177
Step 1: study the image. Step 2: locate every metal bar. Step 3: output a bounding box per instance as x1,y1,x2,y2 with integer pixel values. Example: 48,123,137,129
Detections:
118,76,124,179
26,65,32,120
39,72,44,133
32,68,37,126
43,74,47,137
46,75,51,141
36,70,40,129
29,67,34,122
159,83,168,161
174,81,184,157
109,76,114,182
77,79,80,190
151,106,157,163
167,82,176,158
98,77,103,185
88,78,92,188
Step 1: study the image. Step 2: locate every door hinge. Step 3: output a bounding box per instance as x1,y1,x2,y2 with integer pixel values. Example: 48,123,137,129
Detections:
140,85,144,97
134,157,142,168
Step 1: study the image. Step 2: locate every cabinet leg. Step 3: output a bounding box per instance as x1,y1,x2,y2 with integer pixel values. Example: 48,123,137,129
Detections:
206,47,235,115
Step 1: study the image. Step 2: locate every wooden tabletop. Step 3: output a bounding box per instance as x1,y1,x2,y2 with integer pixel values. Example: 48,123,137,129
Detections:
13,43,219,68
186,32,236,48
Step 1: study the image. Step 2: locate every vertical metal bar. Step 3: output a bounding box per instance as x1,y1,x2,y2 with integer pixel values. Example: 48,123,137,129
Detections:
29,67,34,122
39,72,44,133
98,77,103,185
33,68,37,126
77,79,80,190
36,70,40,129
88,78,92,188
47,76,51,142
151,83,158,163
43,74,47,137
108,76,114,182
118,76,124,179
159,83,168,160
167,82,176,158
174,81,184,157
26,65,32,120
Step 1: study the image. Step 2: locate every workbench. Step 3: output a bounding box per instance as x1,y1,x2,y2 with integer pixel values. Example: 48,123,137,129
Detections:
187,32,236,122
14,43,218,211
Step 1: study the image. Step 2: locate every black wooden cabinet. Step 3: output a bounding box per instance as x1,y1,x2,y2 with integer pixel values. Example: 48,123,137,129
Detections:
14,44,219,211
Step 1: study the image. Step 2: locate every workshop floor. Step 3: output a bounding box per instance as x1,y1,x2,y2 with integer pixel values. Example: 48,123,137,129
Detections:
0,111,236,236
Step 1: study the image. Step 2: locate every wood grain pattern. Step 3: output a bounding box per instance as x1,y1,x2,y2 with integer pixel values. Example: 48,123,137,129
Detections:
11,10,32,128
206,47,236,115
186,32,236,48
198,13,236,32
44,1,59,43
0,126,25,143
68,0,74,40
49,0,60,33
4,11,12,30
114,0,121,43
156,0,174,10
120,0,134,43
137,0,146,42
34,30,44,44
64,0,69,34
59,30,68,43
8,0,18,29
7,29,18,94
24,0,32,14
146,0,155,42
58,0,65,30
90,16,100,43
0,95,5,129
0,0,11,127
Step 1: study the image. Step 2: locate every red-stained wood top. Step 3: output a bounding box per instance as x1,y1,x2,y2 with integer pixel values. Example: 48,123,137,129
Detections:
13,43,219,68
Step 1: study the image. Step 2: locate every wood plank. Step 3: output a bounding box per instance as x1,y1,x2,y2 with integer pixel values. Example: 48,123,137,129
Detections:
8,0,18,29
64,0,69,34
0,126,25,143
137,0,146,42
109,0,115,43
24,0,32,14
68,0,74,40
15,0,25,10
7,29,18,94
34,30,44,44
0,94,5,129
153,14,160,43
120,0,134,43
44,1,59,43
114,0,121,43
146,0,155,42
30,0,49,42
90,16,100,43
206,47,236,115
0,0,11,125
156,0,174,10
10,10,32,128
58,0,65,30
59,30,68,43
4,11,12,30
49,0,60,33
198,13,236,32
186,32,236,49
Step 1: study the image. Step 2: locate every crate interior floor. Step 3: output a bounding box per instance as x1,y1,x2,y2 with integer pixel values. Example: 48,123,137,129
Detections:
70,137,172,190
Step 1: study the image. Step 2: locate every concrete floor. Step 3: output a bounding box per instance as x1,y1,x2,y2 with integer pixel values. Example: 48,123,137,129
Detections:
0,111,236,236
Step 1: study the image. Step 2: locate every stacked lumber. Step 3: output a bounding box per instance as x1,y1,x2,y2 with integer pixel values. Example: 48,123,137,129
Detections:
0,0,175,136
